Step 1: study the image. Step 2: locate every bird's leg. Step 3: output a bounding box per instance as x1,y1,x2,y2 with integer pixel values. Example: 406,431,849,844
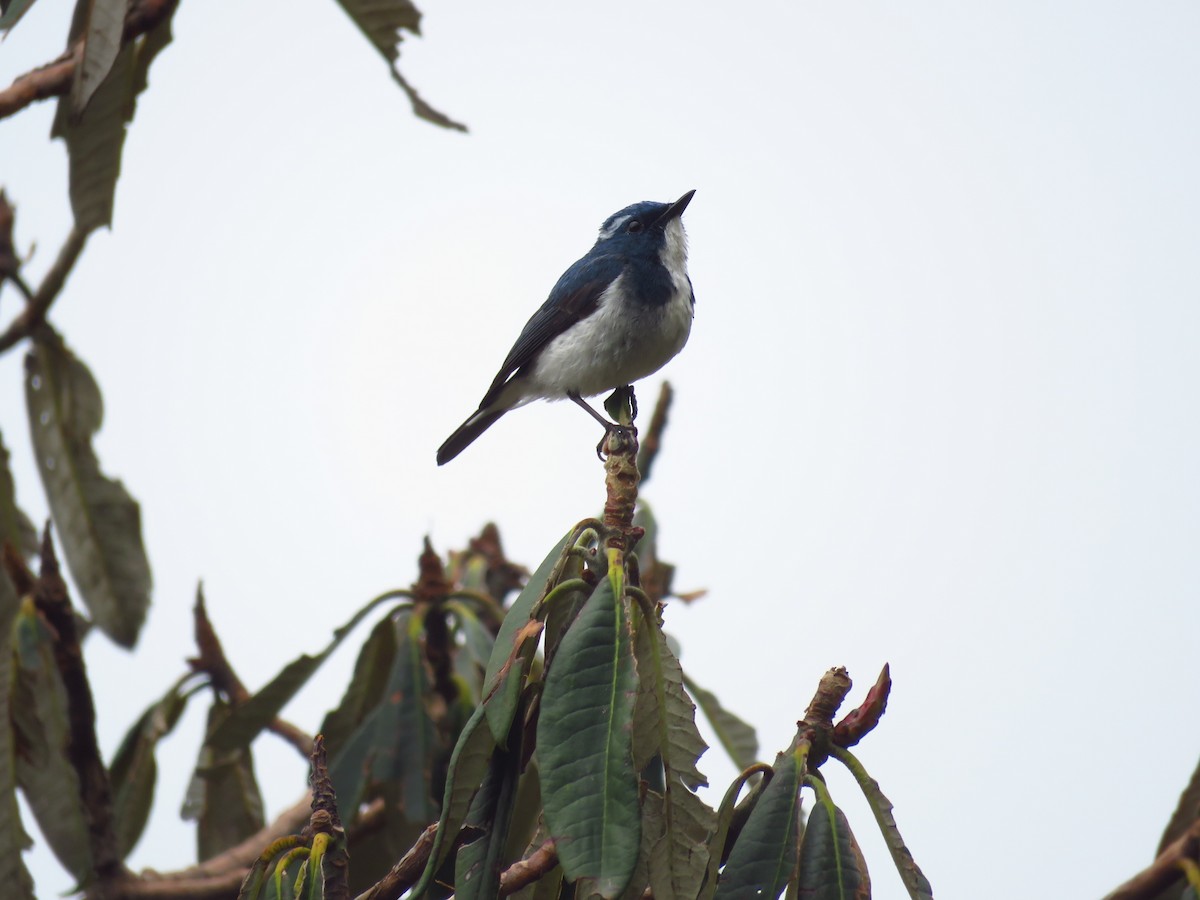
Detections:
569,391,635,461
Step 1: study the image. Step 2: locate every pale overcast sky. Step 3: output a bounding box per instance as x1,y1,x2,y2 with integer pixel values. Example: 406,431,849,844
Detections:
3,2,1199,897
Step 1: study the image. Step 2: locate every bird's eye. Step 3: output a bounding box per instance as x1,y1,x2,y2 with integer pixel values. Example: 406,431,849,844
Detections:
628,220,643,233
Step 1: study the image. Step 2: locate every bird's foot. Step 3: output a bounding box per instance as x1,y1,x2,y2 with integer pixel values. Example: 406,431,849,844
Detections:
595,423,638,461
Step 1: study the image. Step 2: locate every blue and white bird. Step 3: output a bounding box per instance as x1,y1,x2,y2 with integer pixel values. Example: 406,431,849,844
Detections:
437,190,696,465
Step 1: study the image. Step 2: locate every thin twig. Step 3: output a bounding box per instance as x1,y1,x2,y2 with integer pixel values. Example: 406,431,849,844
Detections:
0,226,87,353
355,823,439,900
0,0,179,122
635,380,673,484
499,838,558,896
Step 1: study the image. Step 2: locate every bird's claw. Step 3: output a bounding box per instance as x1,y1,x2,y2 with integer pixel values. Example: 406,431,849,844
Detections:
595,424,637,461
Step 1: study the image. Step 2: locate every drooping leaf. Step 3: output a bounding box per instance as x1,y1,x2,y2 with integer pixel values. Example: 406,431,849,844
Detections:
318,614,397,757
797,779,870,900
11,601,91,880
454,728,523,900
830,746,932,899
108,675,196,858
51,8,174,232
0,428,37,561
331,0,466,131
538,578,640,898
24,329,151,647
182,699,266,862
71,0,127,115
0,568,35,898
631,604,715,900
0,0,40,31
207,590,406,752
698,765,773,900
685,674,759,772
715,748,805,900
445,598,494,702
410,703,495,897
484,529,576,743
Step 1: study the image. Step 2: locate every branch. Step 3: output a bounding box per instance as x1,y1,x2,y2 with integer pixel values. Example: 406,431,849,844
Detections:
354,823,439,900
499,839,558,896
33,524,126,886
0,0,179,122
0,226,87,353
635,381,673,484
1103,818,1200,900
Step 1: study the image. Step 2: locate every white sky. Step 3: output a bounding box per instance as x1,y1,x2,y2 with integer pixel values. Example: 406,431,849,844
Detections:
3,1,1199,897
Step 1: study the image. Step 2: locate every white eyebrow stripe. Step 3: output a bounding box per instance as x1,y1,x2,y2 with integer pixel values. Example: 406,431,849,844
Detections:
598,214,631,241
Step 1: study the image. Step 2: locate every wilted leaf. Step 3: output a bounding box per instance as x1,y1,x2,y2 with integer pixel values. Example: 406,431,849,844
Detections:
0,428,38,561
11,601,91,880
109,675,196,858
183,700,266,862
539,578,640,898
207,590,405,752
0,566,35,897
0,0,40,30
332,0,466,131
71,0,127,115
631,604,715,900
685,674,759,771
830,746,932,899
25,329,151,647
52,9,174,233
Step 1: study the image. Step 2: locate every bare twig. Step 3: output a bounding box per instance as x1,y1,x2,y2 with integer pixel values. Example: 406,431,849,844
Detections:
0,0,179,122
33,525,126,889
635,381,673,484
1103,818,1200,900
355,823,440,900
499,838,558,896
0,226,87,353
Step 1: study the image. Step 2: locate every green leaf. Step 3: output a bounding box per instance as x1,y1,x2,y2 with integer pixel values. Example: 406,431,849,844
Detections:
446,599,494,702
51,9,173,232
0,0,40,31
108,675,196,858
331,0,466,131
71,0,127,115
698,765,773,900
684,674,759,772
484,528,575,743
25,329,151,647
797,778,870,899
207,590,406,752
0,428,37,561
318,614,397,757
538,578,640,898
715,748,805,900
830,746,932,899
631,605,715,900
410,703,495,896
182,699,266,862
0,568,35,898
454,734,522,900
11,602,91,880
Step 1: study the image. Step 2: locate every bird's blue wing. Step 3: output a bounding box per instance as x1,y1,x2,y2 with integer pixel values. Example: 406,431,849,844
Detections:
479,254,624,407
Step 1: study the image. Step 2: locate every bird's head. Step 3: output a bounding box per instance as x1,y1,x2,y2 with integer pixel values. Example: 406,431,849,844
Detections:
593,190,695,262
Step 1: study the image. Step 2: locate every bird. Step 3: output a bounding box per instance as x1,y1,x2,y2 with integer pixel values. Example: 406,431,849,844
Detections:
437,190,696,465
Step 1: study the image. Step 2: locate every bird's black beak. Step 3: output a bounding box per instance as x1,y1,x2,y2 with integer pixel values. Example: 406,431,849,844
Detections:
652,189,696,228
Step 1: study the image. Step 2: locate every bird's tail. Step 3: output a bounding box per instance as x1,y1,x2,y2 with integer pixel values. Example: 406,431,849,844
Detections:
437,407,509,465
